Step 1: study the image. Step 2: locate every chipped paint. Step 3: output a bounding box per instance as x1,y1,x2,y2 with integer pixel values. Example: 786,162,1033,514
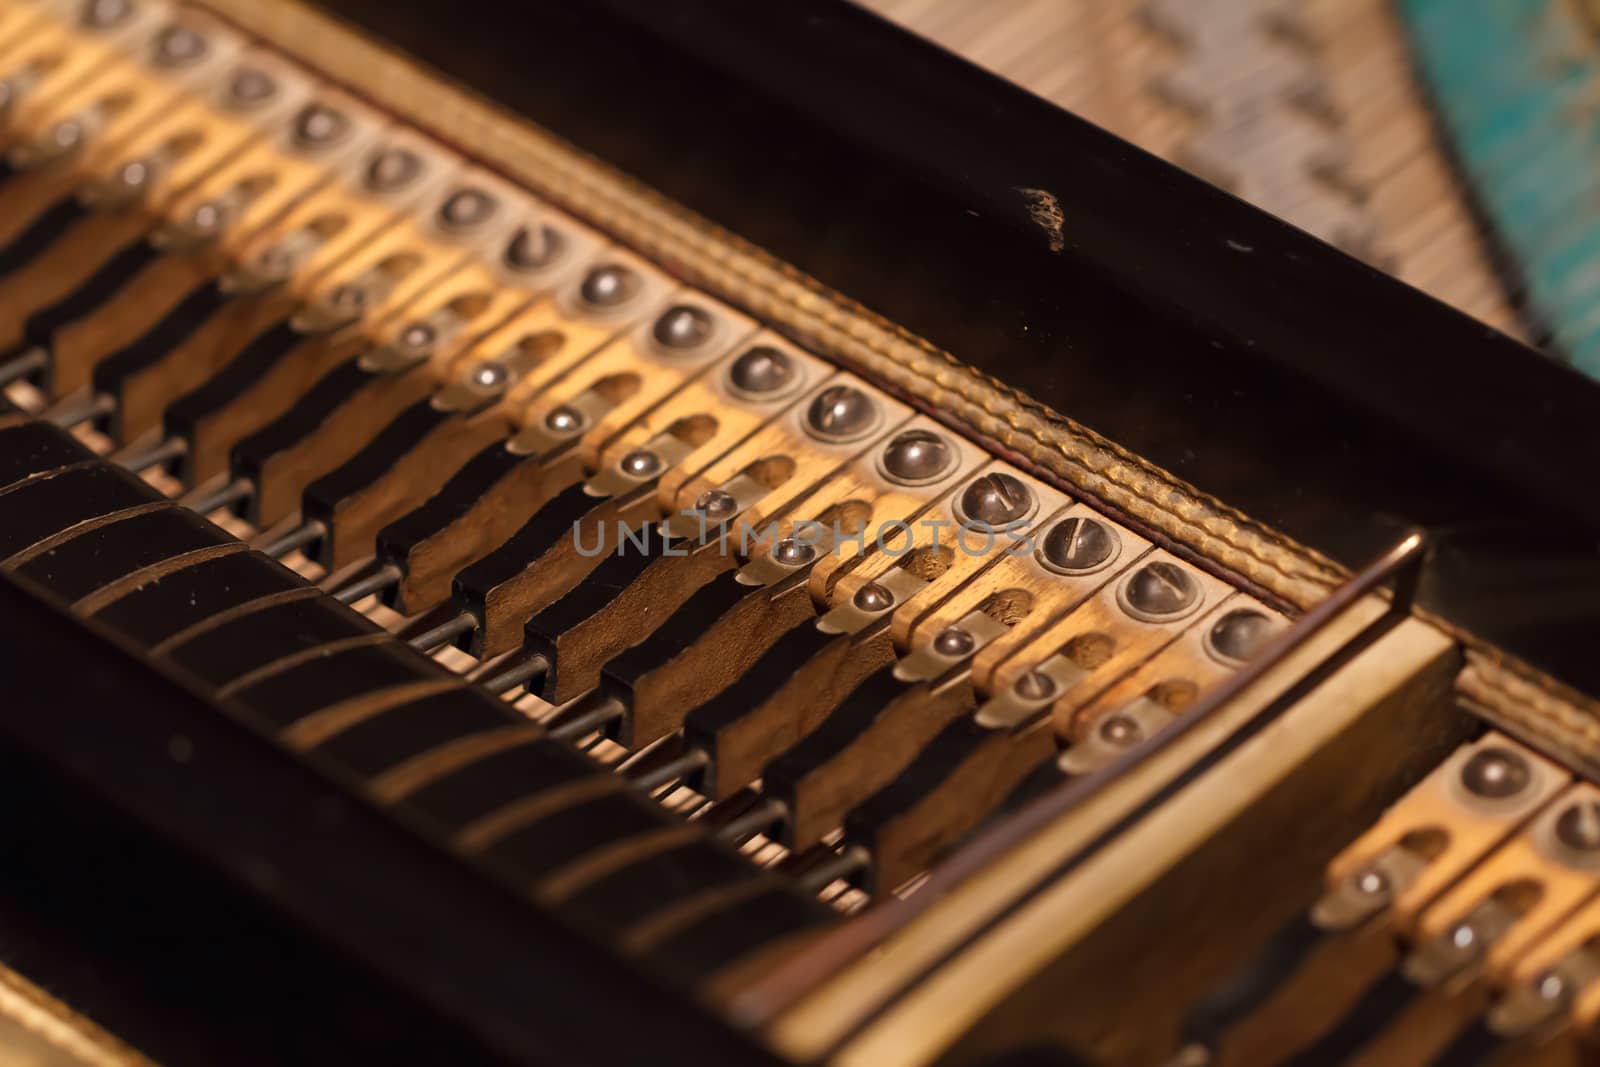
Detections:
1016,187,1065,252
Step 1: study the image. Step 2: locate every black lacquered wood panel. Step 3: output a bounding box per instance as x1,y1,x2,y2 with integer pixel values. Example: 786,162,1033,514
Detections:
89,551,306,647
312,686,516,779
162,595,380,689
0,420,94,490
481,791,674,881
0,463,160,560
399,739,603,832
0,567,784,1066
562,839,762,930
644,884,833,983
16,506,231,603
226,642,443,729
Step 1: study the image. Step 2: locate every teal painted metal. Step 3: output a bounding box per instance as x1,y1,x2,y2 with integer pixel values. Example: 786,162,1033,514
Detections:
1399,0,1600,376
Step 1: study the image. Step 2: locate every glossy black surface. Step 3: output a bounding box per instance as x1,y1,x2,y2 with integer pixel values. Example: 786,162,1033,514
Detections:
0,463,156,559
15,505,229,602
0,569,784,1066
311,0,1600,695
0,419,94,487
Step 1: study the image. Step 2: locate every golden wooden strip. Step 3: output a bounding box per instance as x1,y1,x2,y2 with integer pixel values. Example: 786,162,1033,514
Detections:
0,458,100,501
367,722,543,804
0,960,157,1067
1413,784,1600,973
279,676,465,750
148,585,321,655
0,500,173,570
619,876,782,956
213,630,393,700
1326,733,1570,930
73,541,248,615
533,823,701,906
454,774,627,854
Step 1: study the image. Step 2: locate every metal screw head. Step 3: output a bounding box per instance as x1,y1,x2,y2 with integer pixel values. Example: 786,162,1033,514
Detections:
805,385,879,442
1451,924,1476,950
294,104,349,149
1355,869,1389,897
1039,516,1117,575
468,362,507,389
327,284,367,315
49,119,82,152
1015,670,1057,702
1207,609,1275,665
440,187,495,229
958,472,1033,530
1538,972,1569,1002
879,429,953,485
1556,801,1600,853
153,25,206,67
728,345,795,396
258,243,296,277
1459,746,1532,800
1099,715,1142,747
1120,561,1201,621
228,67,277,108
933,627,975,657
853,582,894,612
619,450,661,478
188,200,224,235
773,538,816,566
579,264,638,308
366,148,421,193
115,158,150,192
652,305,714,350
695,489,738,522
505,224,564,272
81,0,132,29
544,405,585,434
399,322,435,351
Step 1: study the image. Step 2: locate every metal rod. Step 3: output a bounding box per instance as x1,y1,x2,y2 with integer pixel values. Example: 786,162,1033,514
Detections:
116,435,188,473
628,747,709,793
794,845,870,896
46,391,113,429
547,696,625,743
479,654,549,696
407,610,477,653
0,346,47,390
257,519,325,560
333,563,401,604
183,477,253,515
713,797,790,845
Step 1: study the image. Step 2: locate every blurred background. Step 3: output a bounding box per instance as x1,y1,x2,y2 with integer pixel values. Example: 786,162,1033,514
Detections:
860,0,1596,376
